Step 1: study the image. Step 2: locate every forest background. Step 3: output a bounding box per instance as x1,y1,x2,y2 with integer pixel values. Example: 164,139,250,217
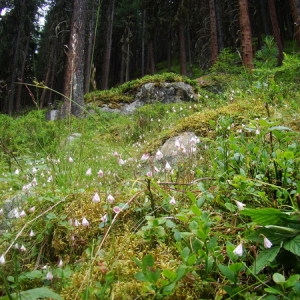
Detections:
0,0,299,115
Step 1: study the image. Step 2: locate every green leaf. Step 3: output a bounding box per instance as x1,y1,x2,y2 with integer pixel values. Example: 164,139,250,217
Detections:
264,287,282,295
251,246,281,274
162,269,177,281
241,208,288,226
135,271,148,282
218,264,236,283
0,287,63,300
162,282,176,294
283,235,300,256
273,273,285,284
269,126,292,132
142,254,154,270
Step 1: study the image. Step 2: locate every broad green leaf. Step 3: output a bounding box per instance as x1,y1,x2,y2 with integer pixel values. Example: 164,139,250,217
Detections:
272,273,285,284
241,208,288,226
187,253,197,266
162,269,177,281
269,126,292,131
175,265,187,281
162,282,176,294
135,271,147,282
0,287,63,300
264,287,282,295
142,254,154,269
251,246,281,274
283,235,300,256
147,268,161,283
218,264,236,283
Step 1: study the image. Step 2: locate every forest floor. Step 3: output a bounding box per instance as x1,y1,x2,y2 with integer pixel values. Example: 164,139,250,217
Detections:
0,65,300,299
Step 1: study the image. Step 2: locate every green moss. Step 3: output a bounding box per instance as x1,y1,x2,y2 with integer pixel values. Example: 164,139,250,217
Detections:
85,73,200,106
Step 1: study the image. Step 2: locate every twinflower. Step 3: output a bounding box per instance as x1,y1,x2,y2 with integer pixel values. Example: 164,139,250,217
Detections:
233,243,243,256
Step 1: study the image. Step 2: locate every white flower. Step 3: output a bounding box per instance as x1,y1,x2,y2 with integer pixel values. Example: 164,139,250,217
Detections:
74,219,80,226
263,236,273,249
101,214,108,223
82,217,90,227
68,157,74,163
98,169,104,177
14,169,20,175
234,200,246,211
86,168,92,176
107,194,115,204
0,254,5,264
32,167,38,174
29,230,35,237
58,259,63,268
169,196,176,205
175,140,181,149
20,244,26,252
0,208,3,215
92,192,101,203
46,271,53,280
47,175,53,182
165,161,172,171
14,243,19,249
146,171,153,177
255,129,260,135
118,158,126,165
29,206,35,213
31,177,37,187
19,210,26,217
22,183,32,192
233,243,243,256
155,150,163,160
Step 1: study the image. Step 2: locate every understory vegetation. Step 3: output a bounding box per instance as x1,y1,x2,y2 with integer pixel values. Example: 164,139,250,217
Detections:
0,47,300,299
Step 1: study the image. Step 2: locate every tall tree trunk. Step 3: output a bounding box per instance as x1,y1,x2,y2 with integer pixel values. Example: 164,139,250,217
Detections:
147,41,155,74
84,19,95,93
209,0,218,64
238,0,253,69
101,0,115,90
215,0,224,51
289,0,300,45
178,21,187,75
141,9,146,77
7,0,26,114
62,0,86,117
268,0,283,65
15,37,29,111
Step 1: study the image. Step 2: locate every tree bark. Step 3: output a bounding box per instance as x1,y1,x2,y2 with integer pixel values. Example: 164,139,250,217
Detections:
62,0,86,117
209,0,218,64
289,0,300,45
238,0,253,69
178,21,187,75
101,0,115,90
268,0,283,65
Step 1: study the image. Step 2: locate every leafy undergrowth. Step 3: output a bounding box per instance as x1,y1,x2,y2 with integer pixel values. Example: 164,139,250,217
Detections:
0,59,300,299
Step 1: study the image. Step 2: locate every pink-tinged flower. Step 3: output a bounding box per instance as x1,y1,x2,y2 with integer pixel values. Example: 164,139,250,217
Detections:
146,171,153,177
190,136,200,145
20,244,27,252
0,254,5,265
98,169,104,177
234,200,246,211
101,214,108,223
165,161,172,171
113,206,121,214
263,236,273,249
82,217,90,227
92,192,101,203
86,168,92,176
155,150,163,160
20,210,26,217
22,183,32,192
233,243,243,256
29,230,35,237
154,166,160,173
113,151,120,157
141,153,150,160
169,196,176,205
107,194,115,204
58,259,63,268
29,206,35,213
46,271,53,280
68,157,74,163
